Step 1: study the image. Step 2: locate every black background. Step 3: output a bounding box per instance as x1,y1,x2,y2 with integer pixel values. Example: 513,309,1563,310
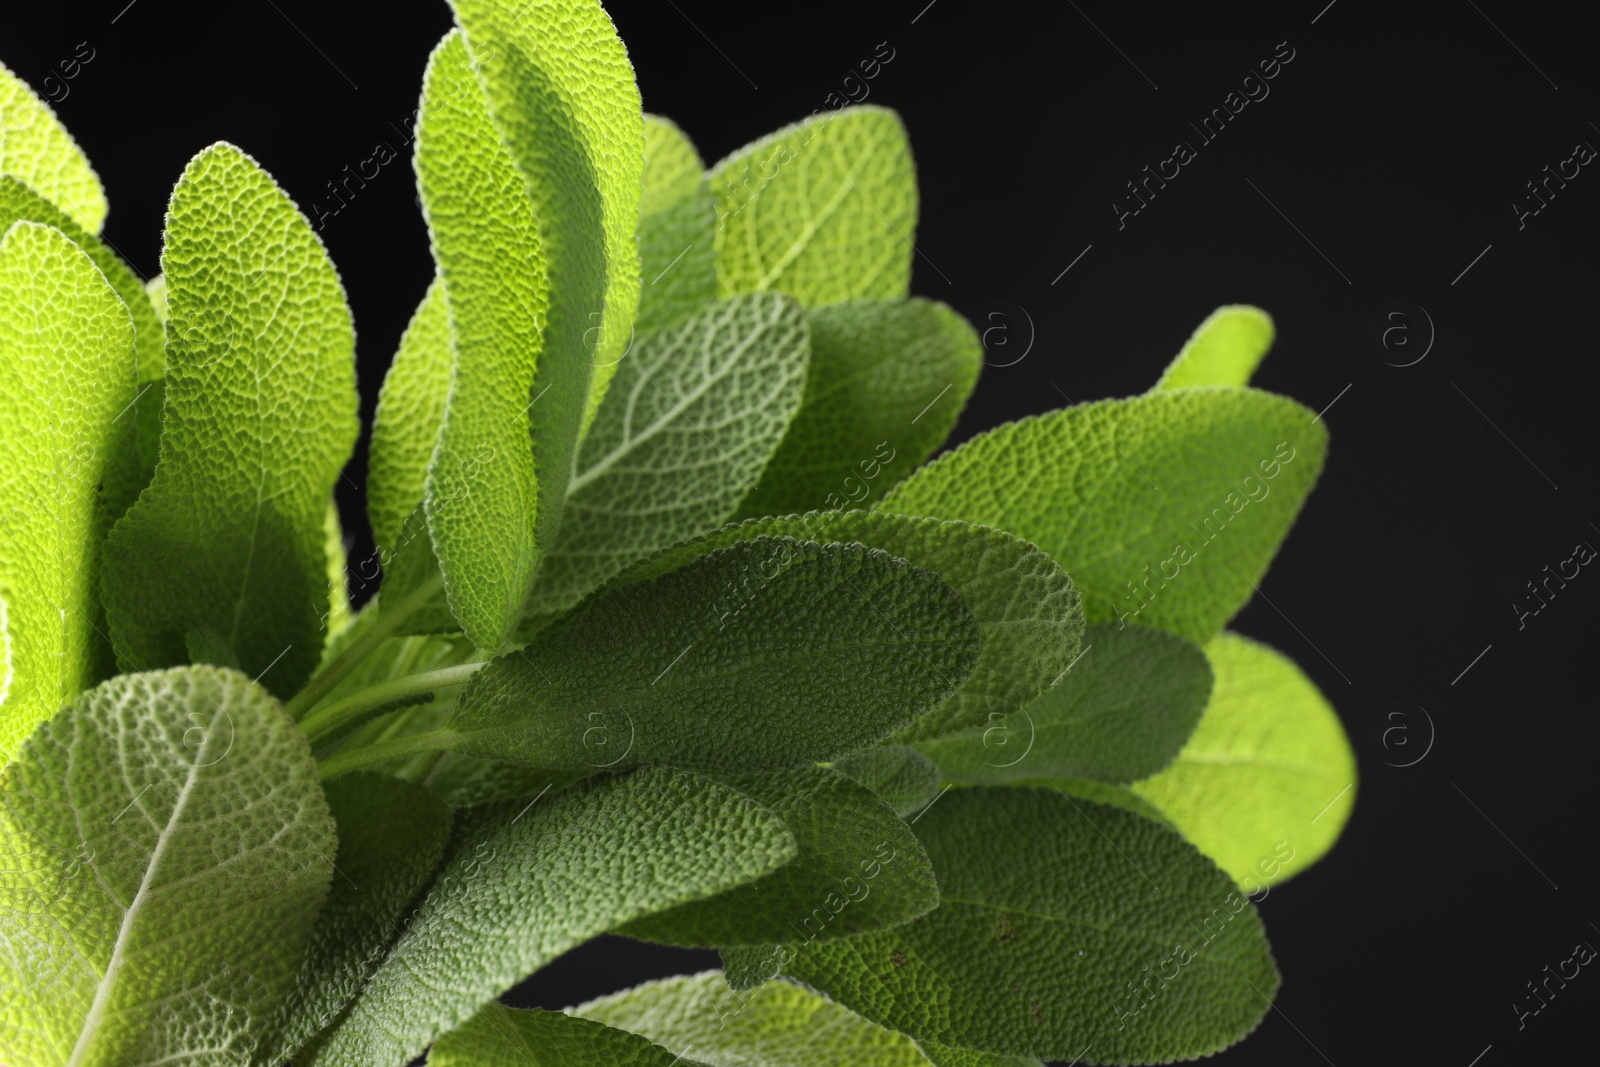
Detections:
4,1,1596,1063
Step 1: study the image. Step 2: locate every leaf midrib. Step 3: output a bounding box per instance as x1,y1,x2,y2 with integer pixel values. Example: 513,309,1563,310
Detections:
67,707,216,1067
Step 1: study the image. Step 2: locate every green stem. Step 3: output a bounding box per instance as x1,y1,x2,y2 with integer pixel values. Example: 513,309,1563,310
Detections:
319,729,457,780
284,572,446,721
298,662,483,744
396,748,447,783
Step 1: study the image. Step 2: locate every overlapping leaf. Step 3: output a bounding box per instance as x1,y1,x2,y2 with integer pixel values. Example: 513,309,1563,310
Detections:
312,768,797,1066
711,105,916,304
636,115,716,336
917,624,1211,785
578,971,938,1067
758,786,1278,1062
879,388,1326,642
604,512,1081,742
446,0,644,433
620,765,938,947
0,60,106,231
0,667,335,1066
736,299,981,518
1132,631,1356,888
0,221,139,763
524,292,808,617
101,143,358,698
446,537,980,772
831,744,943,818
430,1003,705,1066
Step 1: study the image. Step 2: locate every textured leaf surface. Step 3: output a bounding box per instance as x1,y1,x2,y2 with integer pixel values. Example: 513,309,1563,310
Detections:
606,512,1080,743
0,61,106,232
738,299,980,518
579,971,937,1067
446,0,644,433
448,538,980,772
1153,305,1273,390
101,144,357,698
879,389,1326,643
636,115,716,336
416,32,549,649
525,293,808,616
1133,632,1355,888
265,774,452,1064
312,769,797,1067
0,667,335,1067
430,1003,705,1067
711,106,915,304
917,624,1211,785
773,786,1278,1061
620,765,937,947
916,1044,1043,1067
368,278,450,561
831,744,943,818
0,222,138,762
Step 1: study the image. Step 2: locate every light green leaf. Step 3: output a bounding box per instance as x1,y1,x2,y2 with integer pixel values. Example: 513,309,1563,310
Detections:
311,768,797,1067
1036,777,1175,826
265,773,452,1065
636,115,716,336
324,500,352,642
578,971,938,1067
0,177,166,477
916,624,1211,785
1132,631,1355,889
1153,305,1273,390
429,1002,707,1067
711,106,916,304
0,60,107,232
101,143,358,699
446,537,980,772
368,277,450,563
916,1043,1043,1067
0,666,336,1067
879,388,1326,643
831,744,943,818
524,292,809,617
604,512,1081,743
771,786,1278,1062
620,765,937,947
737,299,980,518
0,221,138,763
445,0,644,432
416,31,549,649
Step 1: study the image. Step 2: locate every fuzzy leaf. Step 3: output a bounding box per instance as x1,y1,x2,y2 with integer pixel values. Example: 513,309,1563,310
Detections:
636,115,716,336
771,786,1279,1062
831,745,943,818
1153,305,1274,390
311,768,797,1067
604,512,1081,743
916,624,1211,785
879,389,1326,643
0,667,336,1066
620,765,937,947
0,60,106,232
447,537,981,772
711,106,915,304
1132,631,1356,889
578,971,938,1067
429,1002,707,1066
446,0,644,433
737,299,980,518
264,774,453,1064
524,293,809,617
0,222,139,762
101,143,358,699
415,31,549,648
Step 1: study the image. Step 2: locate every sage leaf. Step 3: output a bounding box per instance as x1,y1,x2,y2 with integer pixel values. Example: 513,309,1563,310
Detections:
0,60,107,232
1152,305,1274,390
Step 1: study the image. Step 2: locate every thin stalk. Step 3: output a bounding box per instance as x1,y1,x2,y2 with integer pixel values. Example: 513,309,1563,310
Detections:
319,729,457,780
284,572,446,721
298,662,482,744
395,748,447,783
